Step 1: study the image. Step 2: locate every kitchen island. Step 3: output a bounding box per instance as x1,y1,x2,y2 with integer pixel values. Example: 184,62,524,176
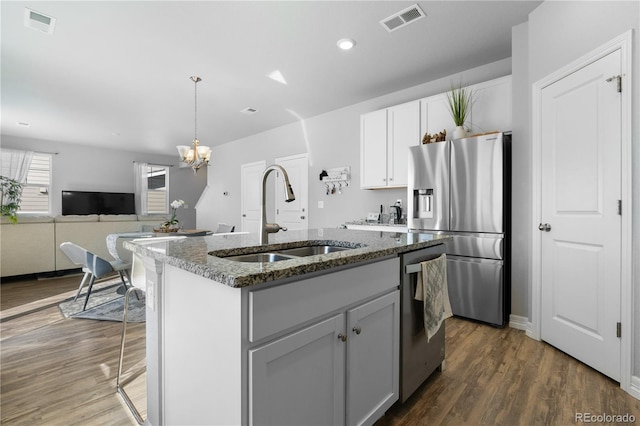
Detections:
125,228,449,426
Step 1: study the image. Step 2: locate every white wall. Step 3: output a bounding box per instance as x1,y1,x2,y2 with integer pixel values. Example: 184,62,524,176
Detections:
197,58,512,233
1,135,207,228
510,21,531,320
523,1,639,373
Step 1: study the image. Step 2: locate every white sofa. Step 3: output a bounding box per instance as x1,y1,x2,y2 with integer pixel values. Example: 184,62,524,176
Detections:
1,214,168,277
0,216,56,277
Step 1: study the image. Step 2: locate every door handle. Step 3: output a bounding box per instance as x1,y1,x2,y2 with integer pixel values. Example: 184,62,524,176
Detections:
538,223,551,232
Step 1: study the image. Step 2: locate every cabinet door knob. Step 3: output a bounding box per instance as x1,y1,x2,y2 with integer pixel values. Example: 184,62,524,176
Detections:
300,216,306,219
352,326,362,335
338,333,347,342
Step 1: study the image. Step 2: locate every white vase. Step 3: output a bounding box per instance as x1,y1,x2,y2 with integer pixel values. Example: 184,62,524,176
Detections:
453,126,467,139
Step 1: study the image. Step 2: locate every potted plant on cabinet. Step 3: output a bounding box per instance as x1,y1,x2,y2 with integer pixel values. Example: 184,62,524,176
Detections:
0,176,24,223
446,82,473,139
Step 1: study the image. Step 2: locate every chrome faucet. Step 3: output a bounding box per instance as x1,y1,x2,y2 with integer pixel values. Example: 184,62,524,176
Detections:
259,164,295,244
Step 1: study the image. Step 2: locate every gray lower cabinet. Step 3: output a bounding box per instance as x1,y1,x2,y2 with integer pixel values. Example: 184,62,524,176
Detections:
249,314,346,426
248,260,400,426
146,258,400,425
346,291,399,426
250,291,399,426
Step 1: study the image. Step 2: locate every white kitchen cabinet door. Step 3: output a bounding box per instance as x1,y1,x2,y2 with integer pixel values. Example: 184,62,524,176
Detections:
361,102,418,189
346,291,399,426
249,314,346,426
360,109,388,188
469,75,512,134
420,93,454,141
387,101,419,187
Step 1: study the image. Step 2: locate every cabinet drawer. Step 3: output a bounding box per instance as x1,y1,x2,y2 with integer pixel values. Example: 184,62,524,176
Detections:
249,258,399,343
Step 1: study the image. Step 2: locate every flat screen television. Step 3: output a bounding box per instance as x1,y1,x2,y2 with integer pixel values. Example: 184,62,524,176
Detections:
61,191,136,215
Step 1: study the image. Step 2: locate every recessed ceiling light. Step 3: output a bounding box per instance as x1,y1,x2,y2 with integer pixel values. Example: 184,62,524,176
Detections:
267,70,287,85
337,38,356,50
241,107,258,115
16,121,30,128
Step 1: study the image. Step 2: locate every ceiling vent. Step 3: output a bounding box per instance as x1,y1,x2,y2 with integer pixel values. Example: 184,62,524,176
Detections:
241,107,258,115
24,8,56,34
380,4,425,32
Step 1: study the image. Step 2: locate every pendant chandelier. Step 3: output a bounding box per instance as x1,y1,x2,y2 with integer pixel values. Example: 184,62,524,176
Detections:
176,76,211,173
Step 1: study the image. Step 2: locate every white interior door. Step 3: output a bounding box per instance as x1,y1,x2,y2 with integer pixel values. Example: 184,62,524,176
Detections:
241,160,266,234
275,153,308,232
540,49,622,381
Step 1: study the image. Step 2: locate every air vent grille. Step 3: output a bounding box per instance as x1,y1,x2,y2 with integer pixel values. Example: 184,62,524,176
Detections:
24,8,56,34
380,4,425,32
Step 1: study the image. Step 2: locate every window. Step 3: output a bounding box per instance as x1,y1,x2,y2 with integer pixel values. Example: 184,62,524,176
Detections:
135,162,169,215
19,153,52,214
146,165,168,214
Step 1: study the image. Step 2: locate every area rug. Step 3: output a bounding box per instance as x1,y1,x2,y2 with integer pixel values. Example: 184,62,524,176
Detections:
58,278,145,323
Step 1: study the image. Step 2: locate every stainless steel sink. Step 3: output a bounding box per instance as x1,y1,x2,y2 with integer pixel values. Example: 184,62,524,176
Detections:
276,245,351,257
212,242,363,263
222,253,295,263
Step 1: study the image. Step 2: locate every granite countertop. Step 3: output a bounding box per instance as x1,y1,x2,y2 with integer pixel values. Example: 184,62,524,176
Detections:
344,220,408,228
124,228,450,288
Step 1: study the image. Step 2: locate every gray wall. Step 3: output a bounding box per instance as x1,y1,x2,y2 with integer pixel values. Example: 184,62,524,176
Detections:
1,135,207,229
197,58,512,232
510,21,530,320
521,1,639,373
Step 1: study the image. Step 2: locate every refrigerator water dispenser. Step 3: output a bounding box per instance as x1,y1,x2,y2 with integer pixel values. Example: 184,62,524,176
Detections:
413,189,433,219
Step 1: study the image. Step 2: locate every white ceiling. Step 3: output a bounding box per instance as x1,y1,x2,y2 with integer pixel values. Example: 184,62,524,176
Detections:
1,1,541,156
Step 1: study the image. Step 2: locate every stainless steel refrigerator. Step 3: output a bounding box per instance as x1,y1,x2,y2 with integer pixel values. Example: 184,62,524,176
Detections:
407,132,511,327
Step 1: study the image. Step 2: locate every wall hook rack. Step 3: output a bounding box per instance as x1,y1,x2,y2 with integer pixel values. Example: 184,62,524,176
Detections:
320,166,350,195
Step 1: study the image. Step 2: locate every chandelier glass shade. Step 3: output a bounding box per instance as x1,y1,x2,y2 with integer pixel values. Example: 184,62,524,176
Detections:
177,76,211,173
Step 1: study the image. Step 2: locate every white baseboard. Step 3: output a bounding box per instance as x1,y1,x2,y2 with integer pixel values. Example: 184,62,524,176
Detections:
509,314,529,331
629,376,640,400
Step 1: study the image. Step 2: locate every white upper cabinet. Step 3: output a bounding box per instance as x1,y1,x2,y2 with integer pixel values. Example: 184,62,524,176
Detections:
468,75,512,135
360,109,388,188
420,75,512,140
420,93,452,140
361,76,511,189
361,101,419,189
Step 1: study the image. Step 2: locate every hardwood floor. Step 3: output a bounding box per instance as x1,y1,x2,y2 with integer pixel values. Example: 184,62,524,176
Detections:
1,273,146,425
2,274,639,425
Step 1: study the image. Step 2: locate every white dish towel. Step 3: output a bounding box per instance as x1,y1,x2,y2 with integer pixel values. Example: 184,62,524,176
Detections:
414,253,452,342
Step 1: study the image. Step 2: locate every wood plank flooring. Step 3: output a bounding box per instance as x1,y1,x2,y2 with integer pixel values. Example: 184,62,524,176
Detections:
1,274,146,425
2,274,639,425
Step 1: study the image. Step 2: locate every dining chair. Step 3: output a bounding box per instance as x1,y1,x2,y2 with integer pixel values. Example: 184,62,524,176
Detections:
59,242,132,311
83,249,133,311
59,242,93,302
215,223,235,233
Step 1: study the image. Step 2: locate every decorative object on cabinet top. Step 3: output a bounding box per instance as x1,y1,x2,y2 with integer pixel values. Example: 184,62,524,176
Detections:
446,81,474,139
422,129,447,144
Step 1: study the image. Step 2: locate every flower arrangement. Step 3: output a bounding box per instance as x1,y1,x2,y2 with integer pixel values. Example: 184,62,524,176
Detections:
159,199,185,232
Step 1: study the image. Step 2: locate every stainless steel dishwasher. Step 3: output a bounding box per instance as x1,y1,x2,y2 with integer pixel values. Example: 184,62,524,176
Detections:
399,243,446,403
